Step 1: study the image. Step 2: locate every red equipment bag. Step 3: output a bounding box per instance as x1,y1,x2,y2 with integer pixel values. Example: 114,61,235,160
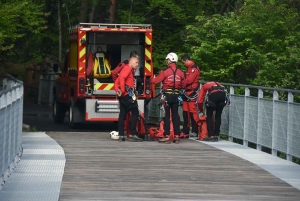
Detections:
197,115,208,141
147,109,185,141
125,111,147,138
148,118,174,140
86,50,94,76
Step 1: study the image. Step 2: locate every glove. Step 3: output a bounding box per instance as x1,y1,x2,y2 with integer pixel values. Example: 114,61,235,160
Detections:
117,89,122,97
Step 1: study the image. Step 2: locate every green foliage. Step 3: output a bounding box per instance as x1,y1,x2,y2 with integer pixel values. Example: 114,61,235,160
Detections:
2,0,300,92
184,0,300,90
0,0,47,51
116,0,205,71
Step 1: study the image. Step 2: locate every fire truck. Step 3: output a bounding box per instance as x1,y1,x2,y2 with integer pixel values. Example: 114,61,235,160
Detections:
53,23,154,128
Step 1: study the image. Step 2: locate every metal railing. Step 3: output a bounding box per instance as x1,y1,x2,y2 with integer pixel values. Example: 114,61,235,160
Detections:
0,74,23,188
148,83,300,162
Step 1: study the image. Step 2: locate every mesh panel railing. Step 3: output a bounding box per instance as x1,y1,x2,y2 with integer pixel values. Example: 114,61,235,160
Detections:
0,74,23,188
148,83,300,162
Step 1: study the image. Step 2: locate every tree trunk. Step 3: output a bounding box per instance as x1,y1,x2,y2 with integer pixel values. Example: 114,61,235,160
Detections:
128,0,134,23
89,0,97,23
219,0,229,15
58,0,62,62
108,0,116,23
79,0,89,23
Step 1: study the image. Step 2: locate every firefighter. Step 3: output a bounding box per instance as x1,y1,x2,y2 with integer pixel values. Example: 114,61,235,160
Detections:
114,56,143,142
151,52,186,144
197,81,228,142
112,51,139,82
181,54,200,138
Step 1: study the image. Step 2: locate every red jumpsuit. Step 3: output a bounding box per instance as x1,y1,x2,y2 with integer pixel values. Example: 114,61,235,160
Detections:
114,64,139,138
197,81,227,138
182,62,200,135
151,63,186,137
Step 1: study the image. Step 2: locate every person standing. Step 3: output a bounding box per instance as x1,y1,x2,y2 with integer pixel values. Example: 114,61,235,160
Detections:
151,52,186,144
114,56,143,142
181,54,200,138
197,81,228,141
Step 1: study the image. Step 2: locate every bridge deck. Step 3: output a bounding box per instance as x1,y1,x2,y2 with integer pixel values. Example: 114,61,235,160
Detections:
47,132,300,201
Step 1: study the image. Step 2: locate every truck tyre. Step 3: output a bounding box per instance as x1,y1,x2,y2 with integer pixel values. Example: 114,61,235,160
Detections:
69,97,78,129
53,98,66,123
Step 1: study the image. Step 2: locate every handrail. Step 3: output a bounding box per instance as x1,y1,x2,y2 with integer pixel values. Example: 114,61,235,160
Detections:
200,81,300,94
0,74,23,96
148,83,300,163
0,74,23,188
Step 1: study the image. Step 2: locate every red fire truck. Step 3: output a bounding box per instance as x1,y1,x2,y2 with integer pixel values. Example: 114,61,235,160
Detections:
53,23,154,128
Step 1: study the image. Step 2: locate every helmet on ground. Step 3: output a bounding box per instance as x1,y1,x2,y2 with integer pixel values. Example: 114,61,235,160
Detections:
110,131,119,140
165,52,178,62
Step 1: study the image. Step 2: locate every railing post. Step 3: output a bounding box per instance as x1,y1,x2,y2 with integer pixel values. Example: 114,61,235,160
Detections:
243,87,250,147
228,86,234,142
287,92,293,161
7,90,12,176
38,74,43,104
49,74,57,106
257,89,263,151
0,92,6,189
272,90,279,156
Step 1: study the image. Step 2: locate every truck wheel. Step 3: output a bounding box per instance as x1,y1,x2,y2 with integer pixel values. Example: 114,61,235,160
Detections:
69,97,78,129
53,98,66,123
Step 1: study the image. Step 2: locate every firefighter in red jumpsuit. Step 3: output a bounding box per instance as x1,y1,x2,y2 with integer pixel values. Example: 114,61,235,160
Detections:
112,51,139,82
197,82,228,141
151,52,186,144
181,55,200,138
114,56,143,142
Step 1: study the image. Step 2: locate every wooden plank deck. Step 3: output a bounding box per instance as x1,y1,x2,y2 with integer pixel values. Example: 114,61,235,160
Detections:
47,132,300,201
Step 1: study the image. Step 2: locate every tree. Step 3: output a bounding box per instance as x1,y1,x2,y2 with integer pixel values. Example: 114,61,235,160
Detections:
108,0,116,23
58,0,63,62
79,0,89,23
184,0,300,90
0,0,46,55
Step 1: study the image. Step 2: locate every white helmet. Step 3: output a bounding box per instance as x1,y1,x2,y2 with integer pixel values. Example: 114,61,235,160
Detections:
165,52,178,63
110,131,119,140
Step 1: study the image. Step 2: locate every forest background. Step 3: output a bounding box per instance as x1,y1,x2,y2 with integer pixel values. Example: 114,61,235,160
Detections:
1,0,300,90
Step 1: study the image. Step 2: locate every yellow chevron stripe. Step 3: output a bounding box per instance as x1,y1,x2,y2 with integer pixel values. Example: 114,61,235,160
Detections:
104,84,114,90
145,36,151,45
145,61,151,73
80,47,86,59
145,48,151,60
79,67,83,72
94,83,101,90
79,34,86,60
